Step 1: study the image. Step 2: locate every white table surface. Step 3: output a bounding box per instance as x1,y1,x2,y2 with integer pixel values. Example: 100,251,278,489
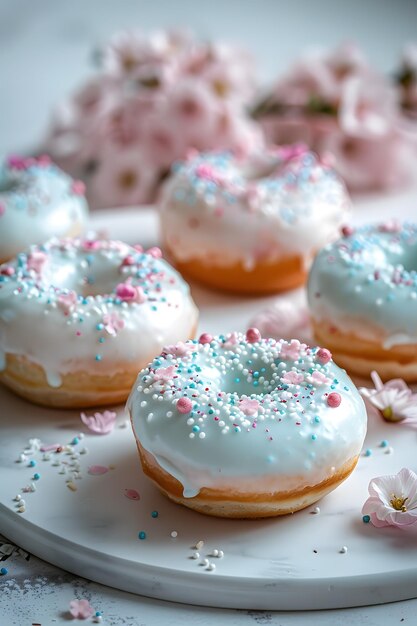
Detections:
1,1,417,624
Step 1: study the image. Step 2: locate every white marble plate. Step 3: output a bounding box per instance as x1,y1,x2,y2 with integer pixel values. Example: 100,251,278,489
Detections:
1,201,417,610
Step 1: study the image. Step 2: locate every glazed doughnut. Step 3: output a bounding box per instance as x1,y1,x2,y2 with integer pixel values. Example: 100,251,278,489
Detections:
128,330,367,518
308,222,417,381
0,155,88,264
0,238,198,408
159,145,350,295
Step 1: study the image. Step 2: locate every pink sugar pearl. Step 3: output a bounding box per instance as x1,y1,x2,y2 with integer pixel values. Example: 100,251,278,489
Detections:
327,392,341,408
177,397,193,414
316,348,332,364
199,333,213,344
341,225,354,237
147,247,162,259
246,328,261,343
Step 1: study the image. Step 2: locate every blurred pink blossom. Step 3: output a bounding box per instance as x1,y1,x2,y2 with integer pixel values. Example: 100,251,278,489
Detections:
255,42,417,192
45,29,259,208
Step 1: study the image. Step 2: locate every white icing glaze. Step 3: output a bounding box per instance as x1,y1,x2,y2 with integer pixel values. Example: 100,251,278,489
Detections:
129,333,367,498
0,238,198,384
159,146,350,268
0,156,88,261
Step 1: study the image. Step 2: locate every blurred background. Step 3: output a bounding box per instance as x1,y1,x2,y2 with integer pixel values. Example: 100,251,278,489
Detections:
1,0,416,153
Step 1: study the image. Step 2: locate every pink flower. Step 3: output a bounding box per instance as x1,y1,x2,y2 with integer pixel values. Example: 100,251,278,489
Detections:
362,468,417,528
88,146,158,208
103,312,125,336
163,342,194,357
280,339,305,361
80,410,117,434
115,282,146,303
250,301,310,342
223,332,239,349
69,598,94,619
154,365,175,383
82,239,101,251
360,371,417,423
310,370,330,385
281,371,304,385
57,290,78,314
27,251,47,274
71,180,86,196
239,397,260,416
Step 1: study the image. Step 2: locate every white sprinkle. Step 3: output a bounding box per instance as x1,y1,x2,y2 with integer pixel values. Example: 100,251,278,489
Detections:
201,558,209,567
198,432,206,439
340,546,348,554
18,506,26,513
18,499,26,507
311,506,320,514
80,448,88,454
217,550,224,558
211,549,219,557
385,447,393,455
78,432,85,439
30,482,36,492
14,495,21,502
140,400,147,407
170,531,178,538
195,540,204,550
119,420,129,428
206,563,216,571
42,454,51,461
191,552,200,560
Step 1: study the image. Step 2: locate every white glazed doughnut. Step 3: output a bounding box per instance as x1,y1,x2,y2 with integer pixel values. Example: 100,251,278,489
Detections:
159,145,350,294
0,238,198,407
128,330,367,518
308,222,417,380
0,155,88,263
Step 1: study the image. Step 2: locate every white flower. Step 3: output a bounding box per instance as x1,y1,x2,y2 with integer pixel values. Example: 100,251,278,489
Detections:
362,468,417,528
359,370,417,422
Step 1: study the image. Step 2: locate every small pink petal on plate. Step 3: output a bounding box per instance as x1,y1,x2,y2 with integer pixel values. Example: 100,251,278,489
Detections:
88,465,109,475
124,488,140,500
40,443,61,452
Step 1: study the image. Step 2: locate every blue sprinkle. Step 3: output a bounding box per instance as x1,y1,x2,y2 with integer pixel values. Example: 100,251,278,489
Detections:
311,434,317,441
151,511,159,518
314,416,320,423
72,437,79,445
380,440,389,448
235,378,240,383
0,567,8,575
362,515,371,524
138,531,147,540
33,473,40,480
28,460,36,467
96,323,104,331
95,612,102,618
95,355,102,361
99,337,105,343
364,449,372,457
192,425,200,433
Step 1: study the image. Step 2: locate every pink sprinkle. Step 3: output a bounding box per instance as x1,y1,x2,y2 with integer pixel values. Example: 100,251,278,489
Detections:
133,244,143,253
0,203,5,217
199,333,213,344
1,266,15,276
88,465,109,475
83,240,101,251
195,163,216,180
154,365,175,382
327,392,342,408
177,397,193,414
121,255,135,266
316,348,332,364
379,220,401,233
124,488,140,500
341,225,354,237
7,155,30,170
40,443,61,452
282,371,304,385
27,251,47,274
37,154,52,166
246,328,261,343
57,290,77,314
71,180,86,196
239,398,259,416
115,282,145,303
146,247,162,259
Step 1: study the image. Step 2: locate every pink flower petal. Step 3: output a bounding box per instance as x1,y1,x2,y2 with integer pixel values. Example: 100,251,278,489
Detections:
69,598,94,619
124,488,140,500
239,398,259,416
81,410,117,435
